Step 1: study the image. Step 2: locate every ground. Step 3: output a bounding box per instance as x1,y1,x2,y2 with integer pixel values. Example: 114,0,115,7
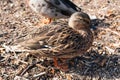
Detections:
0,0,120,80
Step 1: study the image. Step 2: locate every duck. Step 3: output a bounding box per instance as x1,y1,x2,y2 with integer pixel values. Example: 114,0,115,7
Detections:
3,12,93,71
27,0,81,24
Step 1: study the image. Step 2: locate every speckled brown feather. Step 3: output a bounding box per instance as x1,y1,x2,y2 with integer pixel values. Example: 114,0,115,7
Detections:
17,12,93,58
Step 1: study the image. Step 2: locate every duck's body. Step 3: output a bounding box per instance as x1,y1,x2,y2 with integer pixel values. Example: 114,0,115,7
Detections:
27,0,81,24
3,12,93,71
4,12,93,59
18,23,93,58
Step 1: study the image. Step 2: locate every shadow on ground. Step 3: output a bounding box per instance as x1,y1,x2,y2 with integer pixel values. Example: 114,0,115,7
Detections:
68,49,120,79
91,18,110,30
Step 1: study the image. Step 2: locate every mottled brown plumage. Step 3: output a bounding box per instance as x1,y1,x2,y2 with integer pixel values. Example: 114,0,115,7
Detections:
12,12,93,59
3,12,93,71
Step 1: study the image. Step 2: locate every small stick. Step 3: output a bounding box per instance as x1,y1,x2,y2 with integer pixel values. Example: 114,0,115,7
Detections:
33,72,46,78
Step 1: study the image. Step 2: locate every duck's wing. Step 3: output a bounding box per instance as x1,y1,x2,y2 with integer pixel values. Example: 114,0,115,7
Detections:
41,26,86,58
16,23,66,50
60,0,81,11
8,25,53,51
45,0,81,14
20,26,80,58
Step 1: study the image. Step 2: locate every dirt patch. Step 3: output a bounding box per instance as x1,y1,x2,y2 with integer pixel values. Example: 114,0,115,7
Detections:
0,0,120,80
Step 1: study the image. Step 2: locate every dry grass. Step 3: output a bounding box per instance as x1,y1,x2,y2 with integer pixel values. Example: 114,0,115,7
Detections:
0,0,120,80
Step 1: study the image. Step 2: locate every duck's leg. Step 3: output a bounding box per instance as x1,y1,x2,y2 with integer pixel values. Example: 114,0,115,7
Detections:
36,18,53,27
42,18,52,24
53,57,69,72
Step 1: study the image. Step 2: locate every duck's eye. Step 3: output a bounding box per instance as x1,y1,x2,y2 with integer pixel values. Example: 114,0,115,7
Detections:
83,19,90,24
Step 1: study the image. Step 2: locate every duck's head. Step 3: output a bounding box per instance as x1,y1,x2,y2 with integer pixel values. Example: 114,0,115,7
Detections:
68,12,91,30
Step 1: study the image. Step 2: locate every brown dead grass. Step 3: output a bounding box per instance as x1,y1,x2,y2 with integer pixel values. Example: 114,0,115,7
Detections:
0,0,120,80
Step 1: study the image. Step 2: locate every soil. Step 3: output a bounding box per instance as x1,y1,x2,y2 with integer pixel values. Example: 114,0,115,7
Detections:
0,0,120,80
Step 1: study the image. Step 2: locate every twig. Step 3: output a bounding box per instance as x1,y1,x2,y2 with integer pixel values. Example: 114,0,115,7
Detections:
105,46,114,54
19,64,35,76
19,62,46,76
33,72,46,78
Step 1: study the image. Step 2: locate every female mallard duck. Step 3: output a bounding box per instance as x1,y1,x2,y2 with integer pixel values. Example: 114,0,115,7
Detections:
3,12,93,71
27,0,81,24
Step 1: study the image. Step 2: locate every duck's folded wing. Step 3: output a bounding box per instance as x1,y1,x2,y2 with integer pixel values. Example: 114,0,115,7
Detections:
60,0,81,11
45,0,81,13
19,24,65,50
43,29,85,57
8,25,52,50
